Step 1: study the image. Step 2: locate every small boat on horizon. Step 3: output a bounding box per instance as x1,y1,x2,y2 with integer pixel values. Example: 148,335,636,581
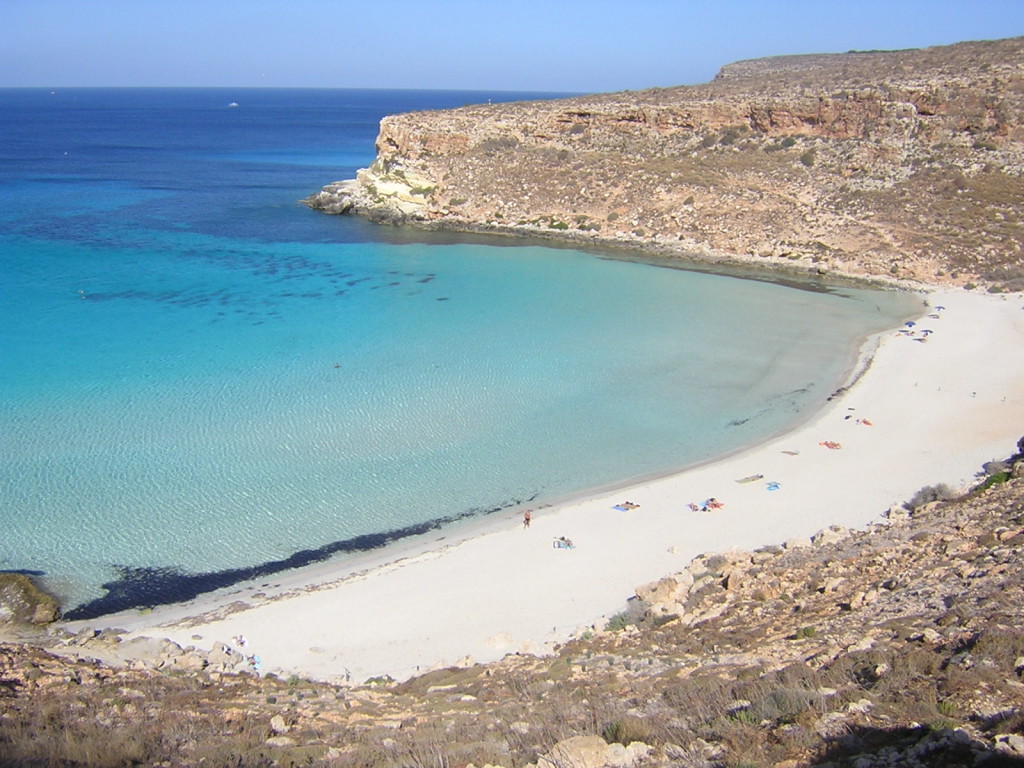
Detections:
227,102,239,108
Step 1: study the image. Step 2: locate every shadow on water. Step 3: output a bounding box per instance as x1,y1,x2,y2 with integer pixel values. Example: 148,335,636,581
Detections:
62,494,536,621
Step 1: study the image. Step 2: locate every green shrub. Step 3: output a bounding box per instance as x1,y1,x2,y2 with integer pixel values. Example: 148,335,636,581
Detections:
606,611,632,632
799,149,816,167
978,471,1010,490
602,717,650,746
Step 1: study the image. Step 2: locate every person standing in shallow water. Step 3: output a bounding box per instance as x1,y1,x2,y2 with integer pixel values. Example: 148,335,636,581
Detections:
523,509,532,529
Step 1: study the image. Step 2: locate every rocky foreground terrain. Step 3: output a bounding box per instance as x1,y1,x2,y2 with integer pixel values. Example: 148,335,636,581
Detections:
306,36,1024,290
2,444,1024,767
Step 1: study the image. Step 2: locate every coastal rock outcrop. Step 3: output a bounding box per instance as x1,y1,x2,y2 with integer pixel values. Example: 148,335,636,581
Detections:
306,36,1024,289
0,573,59,629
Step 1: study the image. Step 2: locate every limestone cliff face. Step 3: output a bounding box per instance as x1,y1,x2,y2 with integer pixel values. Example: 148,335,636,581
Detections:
306,37,1024,288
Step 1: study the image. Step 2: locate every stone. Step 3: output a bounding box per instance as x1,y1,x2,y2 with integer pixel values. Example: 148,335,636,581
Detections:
31,602,59,625
635,571,693,610
847,698,873,714
207,642,240,669
269,714,289,734
846,637,875,653
265,735,296,748
919,627,942,643
0,574,60,627
540,735,651,768
996,733,1024,754
812,527,848,546
174,652,207,671
722,568,744,590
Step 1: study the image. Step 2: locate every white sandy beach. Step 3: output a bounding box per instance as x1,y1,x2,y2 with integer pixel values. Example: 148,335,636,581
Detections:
66,287,1024,685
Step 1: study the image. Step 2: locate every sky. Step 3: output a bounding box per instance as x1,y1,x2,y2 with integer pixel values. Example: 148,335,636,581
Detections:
3,0,1023,93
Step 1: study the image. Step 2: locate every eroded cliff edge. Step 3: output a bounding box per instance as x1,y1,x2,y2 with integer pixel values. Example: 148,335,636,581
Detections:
305,37,1024,289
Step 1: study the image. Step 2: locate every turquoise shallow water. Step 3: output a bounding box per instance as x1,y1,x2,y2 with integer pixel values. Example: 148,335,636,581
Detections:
0,89,920,613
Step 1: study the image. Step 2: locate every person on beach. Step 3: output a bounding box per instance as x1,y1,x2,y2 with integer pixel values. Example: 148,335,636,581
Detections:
523,509,532,529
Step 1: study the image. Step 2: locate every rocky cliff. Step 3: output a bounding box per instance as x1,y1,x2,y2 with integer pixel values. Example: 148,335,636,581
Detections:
305,37,1024,289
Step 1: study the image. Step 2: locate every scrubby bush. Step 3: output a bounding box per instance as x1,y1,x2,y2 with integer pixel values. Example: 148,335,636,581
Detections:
904,483,956,510
978,471,1010,490
478,136,520,152
606,611,632,631
602,716,651,746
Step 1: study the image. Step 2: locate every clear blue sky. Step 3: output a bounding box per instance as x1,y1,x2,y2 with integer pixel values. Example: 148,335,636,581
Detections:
3,0,1023,92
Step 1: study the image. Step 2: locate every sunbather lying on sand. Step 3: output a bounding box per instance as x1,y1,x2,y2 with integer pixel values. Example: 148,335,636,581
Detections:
688,498,724,512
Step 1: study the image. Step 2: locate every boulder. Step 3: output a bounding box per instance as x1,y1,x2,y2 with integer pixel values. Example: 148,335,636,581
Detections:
811,526,849,546
265,735,296,748
0,573,60,627
538,735,651,768
635,571,694,611
270,714,289,734
207,641,242,670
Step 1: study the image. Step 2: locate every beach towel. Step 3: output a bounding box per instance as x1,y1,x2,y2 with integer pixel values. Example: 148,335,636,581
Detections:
766,481,780,491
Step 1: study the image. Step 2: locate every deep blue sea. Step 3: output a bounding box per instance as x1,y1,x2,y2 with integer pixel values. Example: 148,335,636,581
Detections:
0,88,919,617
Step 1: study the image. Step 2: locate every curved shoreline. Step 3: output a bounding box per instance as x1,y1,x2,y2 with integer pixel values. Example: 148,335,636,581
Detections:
54,284,1024,685
47,257,914,622
310,203,921,295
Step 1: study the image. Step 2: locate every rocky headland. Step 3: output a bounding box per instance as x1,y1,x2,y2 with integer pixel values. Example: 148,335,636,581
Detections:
305,36,1024,289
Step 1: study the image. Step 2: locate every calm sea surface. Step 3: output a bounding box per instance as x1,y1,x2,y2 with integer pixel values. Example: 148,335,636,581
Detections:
0,88,919,615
